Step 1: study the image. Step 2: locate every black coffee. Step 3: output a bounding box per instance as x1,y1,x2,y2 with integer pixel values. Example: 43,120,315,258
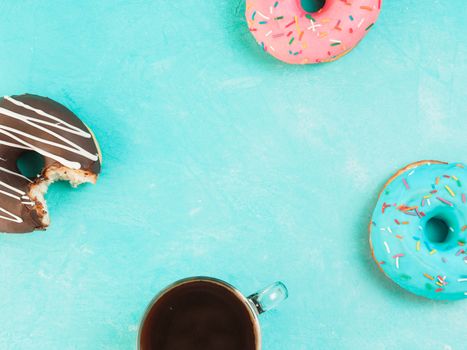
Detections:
139,280,257,350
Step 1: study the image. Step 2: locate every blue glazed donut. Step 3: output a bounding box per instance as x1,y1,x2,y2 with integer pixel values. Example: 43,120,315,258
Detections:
370,161,467,300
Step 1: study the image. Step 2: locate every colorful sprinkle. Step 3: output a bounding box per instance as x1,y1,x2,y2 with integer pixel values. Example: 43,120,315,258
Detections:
402,178,410,189
424,273,434,281
436,196,454,206
256,11,270,20
445,185,455,197
384,241,390,254
437,276,447,285
365,23,374,31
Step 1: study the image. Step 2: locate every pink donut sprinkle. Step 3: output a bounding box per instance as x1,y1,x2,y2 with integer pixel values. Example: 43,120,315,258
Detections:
246,0,382,64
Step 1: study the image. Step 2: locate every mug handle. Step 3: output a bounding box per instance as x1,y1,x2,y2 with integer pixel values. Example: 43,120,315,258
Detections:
247,281,288,315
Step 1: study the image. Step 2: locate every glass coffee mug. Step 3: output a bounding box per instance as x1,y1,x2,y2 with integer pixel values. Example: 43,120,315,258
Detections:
138,276,288,350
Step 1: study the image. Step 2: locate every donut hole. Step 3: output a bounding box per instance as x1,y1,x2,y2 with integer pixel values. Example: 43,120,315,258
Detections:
300,0,326,13
16,151,45,179
425,217,450,244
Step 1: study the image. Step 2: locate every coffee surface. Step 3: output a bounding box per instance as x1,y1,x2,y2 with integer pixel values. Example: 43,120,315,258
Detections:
139,281,257,350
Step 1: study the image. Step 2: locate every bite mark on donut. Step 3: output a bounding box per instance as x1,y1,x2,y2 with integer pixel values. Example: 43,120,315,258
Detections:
0,94,102,233
27,165,98,228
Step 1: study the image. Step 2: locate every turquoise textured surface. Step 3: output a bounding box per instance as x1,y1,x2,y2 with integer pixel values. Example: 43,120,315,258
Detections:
0,1,466,349
370,162,467,301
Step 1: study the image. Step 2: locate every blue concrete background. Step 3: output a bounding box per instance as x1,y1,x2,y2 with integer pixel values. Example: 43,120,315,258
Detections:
0,1,466,349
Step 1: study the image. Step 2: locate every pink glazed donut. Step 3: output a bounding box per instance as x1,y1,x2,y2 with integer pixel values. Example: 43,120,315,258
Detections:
246,0,382,64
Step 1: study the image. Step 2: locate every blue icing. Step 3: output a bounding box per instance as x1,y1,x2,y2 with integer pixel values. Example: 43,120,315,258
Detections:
370,162,467,301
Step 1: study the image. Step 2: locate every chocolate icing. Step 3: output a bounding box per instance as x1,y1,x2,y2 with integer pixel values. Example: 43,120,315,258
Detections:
0,94,101,233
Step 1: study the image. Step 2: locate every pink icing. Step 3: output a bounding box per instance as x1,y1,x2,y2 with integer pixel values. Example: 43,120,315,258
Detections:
245,0,382,64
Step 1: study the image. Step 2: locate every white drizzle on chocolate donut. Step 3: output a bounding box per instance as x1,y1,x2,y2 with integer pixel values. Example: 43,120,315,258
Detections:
0,94,101,233
0,96,98,169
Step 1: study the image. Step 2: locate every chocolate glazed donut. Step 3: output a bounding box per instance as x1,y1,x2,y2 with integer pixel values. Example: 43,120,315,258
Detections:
0,94,101,233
